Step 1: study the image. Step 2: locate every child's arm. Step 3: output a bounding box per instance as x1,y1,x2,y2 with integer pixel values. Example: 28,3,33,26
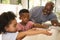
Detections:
16,29,52,40
33,23,49,28
16,32,26,40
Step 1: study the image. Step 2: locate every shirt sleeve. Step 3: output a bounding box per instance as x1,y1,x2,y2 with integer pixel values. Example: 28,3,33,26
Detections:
29,7,36,22
27,21,34,29
29,6,44,23
2,32,19,40
16,23,23,31
49,13,57,21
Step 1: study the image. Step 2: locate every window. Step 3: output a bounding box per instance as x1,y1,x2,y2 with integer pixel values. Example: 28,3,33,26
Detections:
29,0,40,10
2,0,10,4
55,0,60,21
28,0,56,10
0,0,2,3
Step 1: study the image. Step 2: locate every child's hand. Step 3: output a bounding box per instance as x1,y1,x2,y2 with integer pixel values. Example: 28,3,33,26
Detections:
42,30,52,36
32,28,52,36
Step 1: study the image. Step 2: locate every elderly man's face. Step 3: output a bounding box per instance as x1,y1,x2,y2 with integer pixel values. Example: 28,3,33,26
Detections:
44,4,54,15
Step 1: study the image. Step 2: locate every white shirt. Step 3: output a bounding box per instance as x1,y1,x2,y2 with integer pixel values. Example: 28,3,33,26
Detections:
2,32,18,40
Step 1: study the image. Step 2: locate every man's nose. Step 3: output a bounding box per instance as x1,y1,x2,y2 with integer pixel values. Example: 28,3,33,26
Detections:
24,18,28,20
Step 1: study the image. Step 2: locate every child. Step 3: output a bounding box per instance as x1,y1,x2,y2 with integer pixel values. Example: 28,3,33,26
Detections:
17,9,34,31
17,9,49,32
0,11,51,40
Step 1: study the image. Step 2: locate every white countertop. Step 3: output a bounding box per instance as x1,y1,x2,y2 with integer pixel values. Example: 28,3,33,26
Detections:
23,26,60,40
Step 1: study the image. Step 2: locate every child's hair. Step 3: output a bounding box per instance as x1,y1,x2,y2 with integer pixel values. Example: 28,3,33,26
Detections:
19,9,29,15
0,11,16,33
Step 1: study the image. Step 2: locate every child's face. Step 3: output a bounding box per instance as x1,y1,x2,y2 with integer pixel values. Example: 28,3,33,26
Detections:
5,19,17,32
20,13,29,23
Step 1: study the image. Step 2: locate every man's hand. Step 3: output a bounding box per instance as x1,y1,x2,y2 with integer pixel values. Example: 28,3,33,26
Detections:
51,20,60,26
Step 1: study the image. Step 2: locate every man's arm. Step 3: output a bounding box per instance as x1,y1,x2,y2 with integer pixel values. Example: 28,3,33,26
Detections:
48,12,60,26
51,20,60,26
